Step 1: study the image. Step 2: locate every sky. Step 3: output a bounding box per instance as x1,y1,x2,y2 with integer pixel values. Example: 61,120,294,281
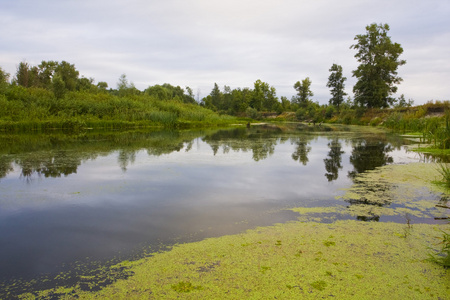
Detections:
0,0,449,105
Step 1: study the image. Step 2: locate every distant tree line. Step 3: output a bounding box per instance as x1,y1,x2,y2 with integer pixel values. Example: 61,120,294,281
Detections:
0,22,411,123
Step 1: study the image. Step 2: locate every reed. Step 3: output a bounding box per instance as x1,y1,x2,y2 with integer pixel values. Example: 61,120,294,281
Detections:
436,163,450,189
428,230,450,268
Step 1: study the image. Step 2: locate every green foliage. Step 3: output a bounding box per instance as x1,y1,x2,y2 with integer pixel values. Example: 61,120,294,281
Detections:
252,79,278,112
295,101,323,123
0,67,10,93
14,60,82,95
52,75,66,99
326,64,347,108
245,107,261,120
54,61,79,91
200,80,282,115
325,105,335,119
145,83,196,104
436,163,450,189
145,84,172,100
383,104,450,150
117,74,140,97
0,87,236,131
351,23,406,108
293,77,313,107
395,94,414,108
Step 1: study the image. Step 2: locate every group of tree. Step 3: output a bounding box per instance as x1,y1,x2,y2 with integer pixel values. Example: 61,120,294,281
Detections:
201,81,281,114
0,60,197,105
0,22,409,120
201,22,407,115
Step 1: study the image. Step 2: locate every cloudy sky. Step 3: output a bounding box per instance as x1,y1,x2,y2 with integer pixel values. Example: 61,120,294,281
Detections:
1,0,449,104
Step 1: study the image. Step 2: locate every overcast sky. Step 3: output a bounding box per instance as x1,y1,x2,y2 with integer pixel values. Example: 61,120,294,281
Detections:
1,0,449,105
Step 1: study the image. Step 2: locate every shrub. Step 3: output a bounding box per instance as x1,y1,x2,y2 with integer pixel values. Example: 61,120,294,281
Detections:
246,107,261,120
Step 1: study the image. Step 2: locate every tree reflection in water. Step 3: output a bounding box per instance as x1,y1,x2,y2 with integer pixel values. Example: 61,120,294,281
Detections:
346,138,395,221
202,126,279,161
323,138,344,181
348,139,394,179
291,136,312,166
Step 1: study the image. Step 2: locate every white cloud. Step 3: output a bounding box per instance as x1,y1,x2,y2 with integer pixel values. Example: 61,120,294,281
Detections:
0,0,449,104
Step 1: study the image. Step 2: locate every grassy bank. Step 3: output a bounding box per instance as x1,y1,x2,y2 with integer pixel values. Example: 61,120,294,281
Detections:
0,88,240,131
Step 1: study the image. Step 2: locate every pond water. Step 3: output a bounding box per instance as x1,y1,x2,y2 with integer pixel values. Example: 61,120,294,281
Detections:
0,124,436,291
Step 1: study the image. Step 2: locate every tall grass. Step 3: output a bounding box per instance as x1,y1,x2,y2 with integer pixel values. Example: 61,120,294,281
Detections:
429,230,450,268
383,105,450,150
437,163,450,189
0,88,238,131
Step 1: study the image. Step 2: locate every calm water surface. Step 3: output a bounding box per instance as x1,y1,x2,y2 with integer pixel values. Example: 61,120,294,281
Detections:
0,124,428,288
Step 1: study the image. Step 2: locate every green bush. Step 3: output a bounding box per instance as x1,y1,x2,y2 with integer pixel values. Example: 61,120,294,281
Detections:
246,107,261,120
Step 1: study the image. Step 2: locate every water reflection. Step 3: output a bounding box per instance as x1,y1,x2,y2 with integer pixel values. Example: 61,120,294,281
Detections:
348,139,394,179
0,126,409,181
0,124,427,293
291,136,313,166
324,138,344,181
202,126,279,161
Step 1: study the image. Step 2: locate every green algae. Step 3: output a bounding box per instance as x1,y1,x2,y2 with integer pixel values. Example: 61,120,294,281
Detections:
29,220,448,299
337,162,449,220
293,162,448,222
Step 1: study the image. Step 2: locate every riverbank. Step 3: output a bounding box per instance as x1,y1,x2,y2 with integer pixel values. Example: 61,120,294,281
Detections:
16,162,449,299
0,90,242,132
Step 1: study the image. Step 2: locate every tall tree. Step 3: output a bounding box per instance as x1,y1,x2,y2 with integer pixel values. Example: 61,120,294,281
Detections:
210,83,223,110
0,67,9,93
52,75,66,99
38,60,58,89
351,23,406,108
252,80,278,111
293,77,313,107
54,61,79,91
117,74,138,97
326,64,347,108
15,61,31,87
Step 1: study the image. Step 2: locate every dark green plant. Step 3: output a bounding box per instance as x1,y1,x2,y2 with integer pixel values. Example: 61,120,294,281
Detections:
171,281,203,293
310,280,327,291
429,231,450,268
436,163,450,189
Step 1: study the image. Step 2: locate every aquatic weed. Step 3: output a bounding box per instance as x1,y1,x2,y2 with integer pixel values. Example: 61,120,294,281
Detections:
323,240,336,247
310,280,327,291
171,281,203,293
436,163,450,189
428,231,450,268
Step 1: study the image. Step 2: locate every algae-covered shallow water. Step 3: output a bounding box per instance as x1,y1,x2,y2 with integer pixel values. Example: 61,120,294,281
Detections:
0,124,447,298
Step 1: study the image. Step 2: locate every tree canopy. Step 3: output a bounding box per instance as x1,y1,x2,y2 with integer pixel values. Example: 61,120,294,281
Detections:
326,64,347,108
293,78,314,107
351,23,406,108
